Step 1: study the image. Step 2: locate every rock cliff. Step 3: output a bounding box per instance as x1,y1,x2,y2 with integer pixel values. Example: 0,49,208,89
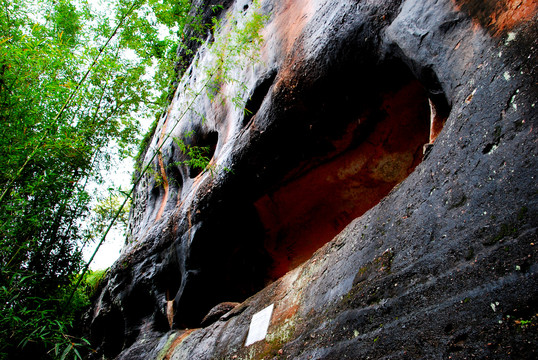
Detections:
86,0,538,359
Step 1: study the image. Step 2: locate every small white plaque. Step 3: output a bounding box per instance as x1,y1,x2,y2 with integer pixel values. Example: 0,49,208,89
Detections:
245,303,274,346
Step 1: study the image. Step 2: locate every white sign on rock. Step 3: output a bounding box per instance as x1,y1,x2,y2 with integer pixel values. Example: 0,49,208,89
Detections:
245,303,274,346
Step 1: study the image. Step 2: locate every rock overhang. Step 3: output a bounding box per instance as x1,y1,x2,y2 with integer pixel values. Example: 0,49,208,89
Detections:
86,1,538,359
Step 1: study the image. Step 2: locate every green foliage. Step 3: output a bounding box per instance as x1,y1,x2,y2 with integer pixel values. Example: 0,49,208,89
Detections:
135,2,267,185
173,132,212,172
80,269,108,300
133,116,159,169
172,132,233,177
0,270,92,360
51,1,82,47
89,194,131,240
0,0,198,358
205,0,269,107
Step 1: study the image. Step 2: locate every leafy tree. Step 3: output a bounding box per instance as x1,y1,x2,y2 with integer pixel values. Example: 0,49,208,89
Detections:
0,0,192,358
88,194,131,242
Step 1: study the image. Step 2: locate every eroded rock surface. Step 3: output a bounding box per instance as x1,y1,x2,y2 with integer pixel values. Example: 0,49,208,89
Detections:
86,0,538,359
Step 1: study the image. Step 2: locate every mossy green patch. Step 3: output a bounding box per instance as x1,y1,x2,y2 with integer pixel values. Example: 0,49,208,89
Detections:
156,332,179,360
255,319,296,359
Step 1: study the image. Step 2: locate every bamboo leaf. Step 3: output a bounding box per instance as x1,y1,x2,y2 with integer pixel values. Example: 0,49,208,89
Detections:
60,343,73,360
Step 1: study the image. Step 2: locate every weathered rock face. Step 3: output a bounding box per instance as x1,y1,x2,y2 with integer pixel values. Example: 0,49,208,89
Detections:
86,0,538,359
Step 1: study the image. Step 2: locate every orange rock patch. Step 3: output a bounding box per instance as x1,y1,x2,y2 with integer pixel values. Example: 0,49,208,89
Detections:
453,0,538,35
272,0,314,54
254,80,431,280
164,329,197,360
155,112,171,223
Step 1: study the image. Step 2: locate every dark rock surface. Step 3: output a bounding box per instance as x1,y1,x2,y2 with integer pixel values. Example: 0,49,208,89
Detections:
85,0,538,359
200,302,240,328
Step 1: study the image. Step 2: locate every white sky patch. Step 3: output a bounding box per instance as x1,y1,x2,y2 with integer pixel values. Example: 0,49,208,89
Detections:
83,150,136,270
85,227,125,269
